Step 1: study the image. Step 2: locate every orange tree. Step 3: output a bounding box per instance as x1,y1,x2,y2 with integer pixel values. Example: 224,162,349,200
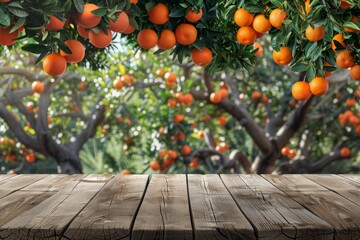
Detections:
0,0,359,173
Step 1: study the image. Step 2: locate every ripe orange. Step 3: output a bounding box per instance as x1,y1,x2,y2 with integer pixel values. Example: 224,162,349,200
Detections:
304,0,312,13
234,8,254,27
167,98,177,108
210,92,222,103
323,61,333,77
236,26,256,45
150,160,161,171
189,158,199,169
253,14,272,33
340,147,350,158
76,3,101,28
183,93,193,106
336,50,355,69
281,146,290,156
292,81,311,101
43,53,67,76
191,47,213,66
269,8,287,29
344,16,360,33
120,169,130,175
181,145,192,156
305,25,325,42
79,82,86,90
0,26,19,46
253,42,263,57
122,23,135,34
89,29,113,48
219,88,229,99
165,72,176,83
288,149,297,159
113,78,123,89
331,33,346,50
218,115,227,126
309,77,328,96
174,114,185,124
60,40,85,63
157,29,176,50
261,95,269,104
273,46,293,65
340,1,352,8
156,69,165,77
121,75,134,86
137,29,158,49
32,81,44,94
175,23,197,45
251,91,261,99
186,8,203,23
46,16,65,31
148,3,169,25
130,0,138,4
109,11,129,32
168,150,178,159
77,25,89,39
350,65,360,80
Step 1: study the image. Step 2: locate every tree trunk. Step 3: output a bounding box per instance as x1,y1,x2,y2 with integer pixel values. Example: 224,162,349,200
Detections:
55,148,83,174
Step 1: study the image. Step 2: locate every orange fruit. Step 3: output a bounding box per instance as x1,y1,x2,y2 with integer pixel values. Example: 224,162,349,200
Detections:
168,150,178,159
253,14,272,33
288,149,297,159
137,29,158,49
113,78,124,89
0,26,19,46
148,3,169,25
304,0,312,14
269,8,287,29
156,69,165,77
42,53,67,76
60,40,85,63
183,93,193,106
336,50,355,69
340,147,350,158
340,1,352,8
281,146,290,156
121,75,134,86
175,23,197,45
350,65,360,80
120,169,130,175
186,8,203,23
130,0,138,4
210,92,222,103
77,25,89,39
165,72,176,83
109,11,129,32
89,29,112,48
218,115,227,126
261,96,269,104
309,77,328,96
31,81,44,94
46,16,65,31
219,88,229,99
189,158,199,169
191,47,213,66
176,92,185,103
344,16,360,33
292,81,311,101
167,98,177,107
157,29,176,50
236,26,256,45
181,145,192,156
331,33,346,50
150,160,161,171
253,42,263,57
25,153,36,163
323,61,333,77
234,8,254,27
305,25,325,42
174,114,185,124
251,91,261,99
76,3,101,28
202,115,211,122
122,23,135,34
79,82,86,90
273,46,292,65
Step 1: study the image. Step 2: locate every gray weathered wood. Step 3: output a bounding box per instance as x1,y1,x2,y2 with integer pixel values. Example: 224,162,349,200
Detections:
0,175,112,240
221,174,334,240
63,174,149,240
188,174,255,240
305,174,360,207
339,174,360,184
132,174,193,240
0,174,48,199
263,174,360,239
0,175,15,182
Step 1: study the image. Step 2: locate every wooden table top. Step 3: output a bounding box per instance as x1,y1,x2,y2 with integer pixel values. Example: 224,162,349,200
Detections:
0,174,359,239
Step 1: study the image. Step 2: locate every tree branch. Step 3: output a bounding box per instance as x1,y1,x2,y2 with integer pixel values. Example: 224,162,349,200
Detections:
0,68,47,82
229,150,251,173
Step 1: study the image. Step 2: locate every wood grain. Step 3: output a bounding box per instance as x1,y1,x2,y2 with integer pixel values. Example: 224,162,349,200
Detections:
263,174,360,239
0,174,48,199
304,174,360,207
132,174,193,240
188,174,255,239
63,174,149,240
0,175,113,240
339,174,360,184
0,175,15,182
221,174,334,240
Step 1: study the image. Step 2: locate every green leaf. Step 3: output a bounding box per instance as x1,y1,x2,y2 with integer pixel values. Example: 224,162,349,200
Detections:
10,17,25,33
291,62,309,72
92,7,108,17
73,0,84,13
0,9,11,27
7,2,28,17
22,44,47,54
344,22,360,31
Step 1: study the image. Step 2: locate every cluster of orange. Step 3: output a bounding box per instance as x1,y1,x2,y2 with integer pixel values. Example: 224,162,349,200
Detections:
136,3,212,67
149,146,193,171
209,82,229,104
0,137,36,163
113,74,135,89
167,92,193,108
280,146,297,159
251,91,269,104
338,109,360,134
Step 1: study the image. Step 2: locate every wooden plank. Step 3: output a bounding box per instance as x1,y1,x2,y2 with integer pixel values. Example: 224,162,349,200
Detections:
221,174,333,240
0,174,113,240
339,174,360,184
263,174,360,239
304,174,360,207
0,175,15,182
63,174,149,240
21,174,85,192
0,174,48,199
188,174,255,240
132,174,192,239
